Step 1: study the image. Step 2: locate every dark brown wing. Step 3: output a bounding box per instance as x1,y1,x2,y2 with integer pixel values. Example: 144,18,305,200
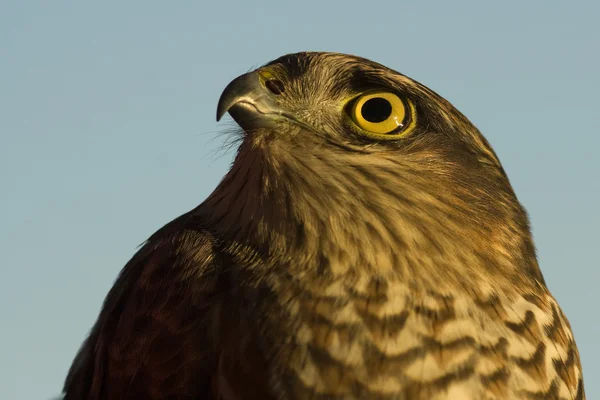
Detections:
63,217,224,400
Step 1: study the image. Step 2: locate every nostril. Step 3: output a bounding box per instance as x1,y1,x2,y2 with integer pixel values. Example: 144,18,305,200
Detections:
265,79,285,95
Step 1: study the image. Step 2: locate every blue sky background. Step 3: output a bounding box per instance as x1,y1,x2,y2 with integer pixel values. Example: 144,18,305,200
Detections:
1,1,598,399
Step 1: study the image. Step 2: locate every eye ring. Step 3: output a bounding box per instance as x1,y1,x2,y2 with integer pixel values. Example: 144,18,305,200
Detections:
347,91,415,138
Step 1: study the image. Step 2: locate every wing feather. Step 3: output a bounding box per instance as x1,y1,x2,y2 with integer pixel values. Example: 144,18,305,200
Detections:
64,221,221,399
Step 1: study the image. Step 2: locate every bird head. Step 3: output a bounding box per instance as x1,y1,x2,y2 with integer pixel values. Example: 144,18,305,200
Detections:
218,52,498,165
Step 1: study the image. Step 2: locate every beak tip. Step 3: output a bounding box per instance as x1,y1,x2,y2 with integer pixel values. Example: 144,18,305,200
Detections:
216,102,227,122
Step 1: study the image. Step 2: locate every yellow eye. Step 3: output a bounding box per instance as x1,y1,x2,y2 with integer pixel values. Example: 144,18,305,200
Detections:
348,92,415,138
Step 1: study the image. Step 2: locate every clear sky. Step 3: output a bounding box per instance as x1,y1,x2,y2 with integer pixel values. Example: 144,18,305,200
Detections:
1,1,598,399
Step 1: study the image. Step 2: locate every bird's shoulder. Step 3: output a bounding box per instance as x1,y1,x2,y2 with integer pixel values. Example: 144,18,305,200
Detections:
63,216,240,399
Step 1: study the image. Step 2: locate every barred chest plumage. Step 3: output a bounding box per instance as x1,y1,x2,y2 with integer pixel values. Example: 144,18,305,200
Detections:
250,267,584,399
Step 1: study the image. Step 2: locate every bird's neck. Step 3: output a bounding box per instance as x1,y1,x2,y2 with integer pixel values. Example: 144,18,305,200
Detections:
197,137,542,292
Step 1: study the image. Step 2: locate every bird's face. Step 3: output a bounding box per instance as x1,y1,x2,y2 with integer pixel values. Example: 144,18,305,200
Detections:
217,53,419,146
213,52,541,286
218,52,498,165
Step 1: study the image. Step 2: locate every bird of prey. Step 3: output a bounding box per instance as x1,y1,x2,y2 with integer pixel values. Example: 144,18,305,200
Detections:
63,52,585,399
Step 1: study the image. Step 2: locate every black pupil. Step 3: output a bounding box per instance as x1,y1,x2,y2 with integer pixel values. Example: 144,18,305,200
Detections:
361,97,392,123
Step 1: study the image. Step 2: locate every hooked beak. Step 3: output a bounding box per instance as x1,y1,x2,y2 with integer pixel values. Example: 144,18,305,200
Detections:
216,71,285,130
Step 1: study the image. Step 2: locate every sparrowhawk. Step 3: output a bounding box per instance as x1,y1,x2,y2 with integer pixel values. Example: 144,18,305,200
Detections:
63,52,585,399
